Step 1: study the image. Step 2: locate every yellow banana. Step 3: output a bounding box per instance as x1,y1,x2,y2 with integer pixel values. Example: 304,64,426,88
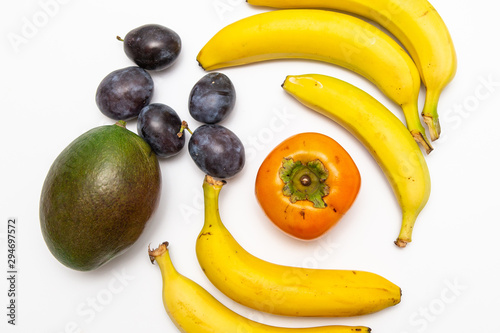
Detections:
247,0,457,141
282,74,431,247
196,9,433,153
148,242,372,332
196,175,401,317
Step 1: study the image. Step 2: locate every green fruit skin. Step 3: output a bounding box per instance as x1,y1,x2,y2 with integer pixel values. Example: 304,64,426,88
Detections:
40,123,161,271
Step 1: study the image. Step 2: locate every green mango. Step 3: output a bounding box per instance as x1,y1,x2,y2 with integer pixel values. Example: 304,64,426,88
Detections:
40,121,161,271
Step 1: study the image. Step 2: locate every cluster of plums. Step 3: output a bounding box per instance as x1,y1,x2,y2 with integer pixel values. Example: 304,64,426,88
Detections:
95,24,245,179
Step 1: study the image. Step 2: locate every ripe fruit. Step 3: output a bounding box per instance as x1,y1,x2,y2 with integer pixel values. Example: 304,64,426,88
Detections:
95,66,154,120
120,24,181,71
39,121,161,271
282,74,430,247
188,124,245,179
149,241,372,332
137,103,185,158
196,9,432,153
188,72,236,124
246,0,457,141
255,132,361,240
196,175,401,317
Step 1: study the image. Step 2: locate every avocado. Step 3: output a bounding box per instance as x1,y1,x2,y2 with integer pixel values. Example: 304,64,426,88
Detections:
40,121,162,271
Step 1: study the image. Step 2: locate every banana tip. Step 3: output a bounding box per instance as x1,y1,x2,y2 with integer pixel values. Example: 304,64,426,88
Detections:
394,239,408,248
281,76,291,89
196,58,207,71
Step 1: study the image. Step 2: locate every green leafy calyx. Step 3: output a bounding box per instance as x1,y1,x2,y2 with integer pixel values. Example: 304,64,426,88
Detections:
279,157,330,208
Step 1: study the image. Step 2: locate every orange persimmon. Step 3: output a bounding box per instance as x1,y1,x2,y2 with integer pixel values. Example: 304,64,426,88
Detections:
255,132,361,240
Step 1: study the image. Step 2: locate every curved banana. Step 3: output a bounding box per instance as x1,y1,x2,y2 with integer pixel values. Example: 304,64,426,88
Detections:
196,175,401,317
149,242,372,332
196,9,433,153
248,0,457,140
282,74,431,247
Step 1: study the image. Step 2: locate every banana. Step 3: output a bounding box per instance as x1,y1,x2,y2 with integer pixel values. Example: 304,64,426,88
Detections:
148,242,372,332
196,9,433,153
247,0,457,141
282,74,431,247
196,175,401,317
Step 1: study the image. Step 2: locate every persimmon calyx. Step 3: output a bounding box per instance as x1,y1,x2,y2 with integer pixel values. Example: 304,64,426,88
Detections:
279,157,330,208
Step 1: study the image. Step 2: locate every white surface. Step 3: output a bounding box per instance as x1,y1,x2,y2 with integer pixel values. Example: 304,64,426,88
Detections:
1,0,499,332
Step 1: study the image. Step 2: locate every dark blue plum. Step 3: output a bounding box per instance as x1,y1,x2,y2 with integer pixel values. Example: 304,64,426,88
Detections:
188,124,245,179
122,24,181,71
137,103,185,158
96,66,154,120
188,72,236,124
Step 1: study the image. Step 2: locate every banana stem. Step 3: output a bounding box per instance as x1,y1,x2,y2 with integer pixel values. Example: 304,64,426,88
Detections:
203,175,226,219
401,103,433,154
394,213,417,248
149,242,178,279
421,88,442,141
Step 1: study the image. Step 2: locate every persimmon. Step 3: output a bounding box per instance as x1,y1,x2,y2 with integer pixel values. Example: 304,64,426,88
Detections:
255,132,361,240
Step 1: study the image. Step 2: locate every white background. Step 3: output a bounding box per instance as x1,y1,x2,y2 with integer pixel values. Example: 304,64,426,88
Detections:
1,0,499,332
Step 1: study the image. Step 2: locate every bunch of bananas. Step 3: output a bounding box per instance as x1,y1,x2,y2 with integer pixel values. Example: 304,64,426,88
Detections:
149,1,457,331
149,176,400,332
244,0,457,142
196,0,457,248
149,241,373,332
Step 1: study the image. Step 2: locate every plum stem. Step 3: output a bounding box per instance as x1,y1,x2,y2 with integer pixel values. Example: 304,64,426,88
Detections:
178,121,193,138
